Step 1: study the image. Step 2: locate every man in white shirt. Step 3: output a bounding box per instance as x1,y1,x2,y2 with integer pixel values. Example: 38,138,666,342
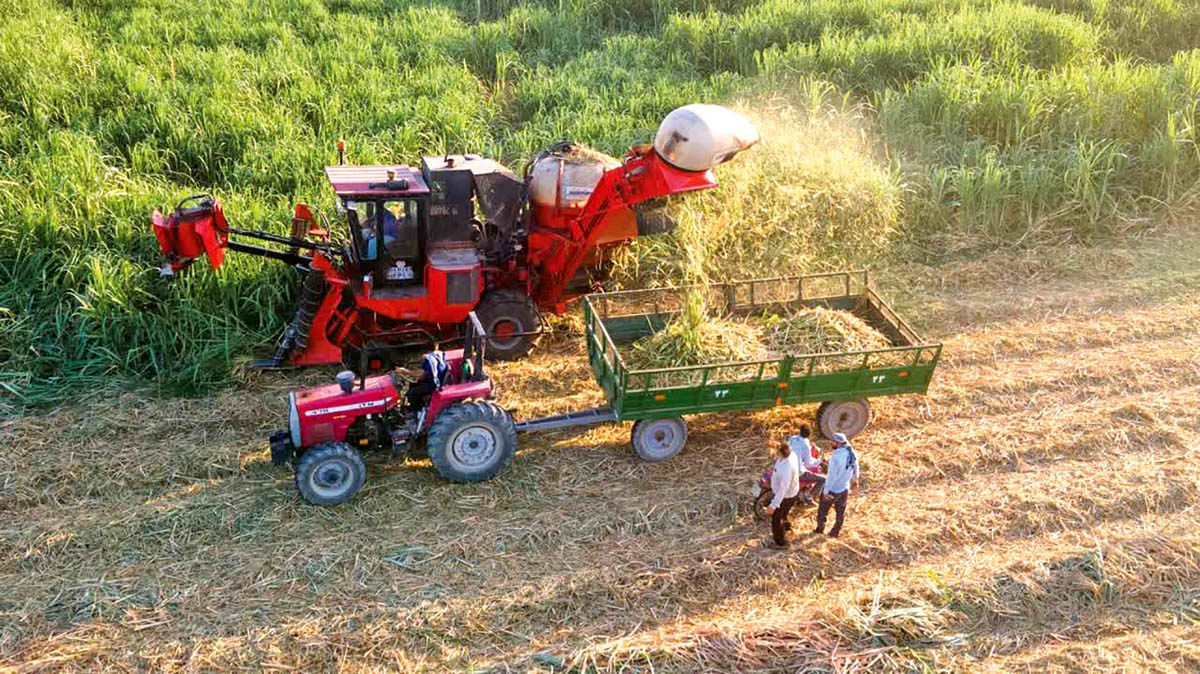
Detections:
815,432,860,538
765,440,801,548
788,425,825,503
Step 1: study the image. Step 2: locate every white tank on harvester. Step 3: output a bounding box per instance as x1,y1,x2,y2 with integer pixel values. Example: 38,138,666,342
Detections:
528,144,622,214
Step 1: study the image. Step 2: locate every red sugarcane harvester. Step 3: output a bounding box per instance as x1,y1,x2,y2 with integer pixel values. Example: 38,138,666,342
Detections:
152,105,759,367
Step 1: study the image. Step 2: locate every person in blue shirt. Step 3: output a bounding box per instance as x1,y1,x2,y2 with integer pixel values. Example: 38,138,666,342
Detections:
360,208,403,261
400,342,449,410
814,432,860,538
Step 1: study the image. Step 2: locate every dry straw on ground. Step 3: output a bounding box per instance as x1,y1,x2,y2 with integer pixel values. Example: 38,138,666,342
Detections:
1,234,1199,671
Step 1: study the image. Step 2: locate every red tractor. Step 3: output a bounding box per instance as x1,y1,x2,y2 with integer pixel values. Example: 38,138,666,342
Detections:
152,105,759,367
272,311,514,504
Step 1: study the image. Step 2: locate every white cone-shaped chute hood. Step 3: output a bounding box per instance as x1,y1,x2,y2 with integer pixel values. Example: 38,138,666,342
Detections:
653,104,760,172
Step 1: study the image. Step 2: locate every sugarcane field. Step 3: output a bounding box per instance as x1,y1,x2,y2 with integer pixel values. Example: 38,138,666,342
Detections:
3,0,1200,671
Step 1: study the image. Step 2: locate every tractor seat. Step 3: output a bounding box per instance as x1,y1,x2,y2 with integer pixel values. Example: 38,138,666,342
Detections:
370,285,428,300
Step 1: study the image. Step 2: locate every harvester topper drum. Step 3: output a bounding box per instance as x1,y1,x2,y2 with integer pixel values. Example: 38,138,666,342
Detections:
151,105,759,370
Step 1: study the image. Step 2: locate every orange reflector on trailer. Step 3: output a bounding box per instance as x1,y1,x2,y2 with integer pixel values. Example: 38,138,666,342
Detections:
654,393,667,401
898,371,909,377
777,382,788,388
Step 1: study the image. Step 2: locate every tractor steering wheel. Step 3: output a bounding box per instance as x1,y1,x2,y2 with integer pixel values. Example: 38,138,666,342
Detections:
391,367,419,383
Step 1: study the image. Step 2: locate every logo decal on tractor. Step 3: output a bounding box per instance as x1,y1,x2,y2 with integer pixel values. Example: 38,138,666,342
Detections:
305,399,387,417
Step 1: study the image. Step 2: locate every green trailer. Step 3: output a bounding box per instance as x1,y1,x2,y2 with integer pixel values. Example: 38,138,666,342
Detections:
519,270,941,461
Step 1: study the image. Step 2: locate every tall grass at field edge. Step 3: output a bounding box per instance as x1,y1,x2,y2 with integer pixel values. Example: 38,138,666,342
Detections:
1,0,1199,411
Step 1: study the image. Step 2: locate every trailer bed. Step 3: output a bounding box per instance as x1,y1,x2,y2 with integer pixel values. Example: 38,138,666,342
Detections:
581,271,941,421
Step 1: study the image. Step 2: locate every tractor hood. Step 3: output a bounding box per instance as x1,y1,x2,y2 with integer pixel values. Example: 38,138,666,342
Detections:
292,373,400,446
294,373,398,414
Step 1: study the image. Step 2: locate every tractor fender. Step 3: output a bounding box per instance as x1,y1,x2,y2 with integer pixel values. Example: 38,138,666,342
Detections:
422,379,494,431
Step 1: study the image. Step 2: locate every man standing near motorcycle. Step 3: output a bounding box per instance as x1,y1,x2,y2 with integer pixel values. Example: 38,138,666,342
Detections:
815,432,860,538
765,440,801,548
788,425,825,504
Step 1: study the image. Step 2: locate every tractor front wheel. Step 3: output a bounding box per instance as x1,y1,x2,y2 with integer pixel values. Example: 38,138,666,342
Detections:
426,401,517,483
816,399,872,440
630,417,688,462
294,442,367,505
475,290,539,361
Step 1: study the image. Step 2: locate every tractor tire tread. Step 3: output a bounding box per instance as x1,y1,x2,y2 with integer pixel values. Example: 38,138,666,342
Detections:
427,400,517,483
293,441,367,506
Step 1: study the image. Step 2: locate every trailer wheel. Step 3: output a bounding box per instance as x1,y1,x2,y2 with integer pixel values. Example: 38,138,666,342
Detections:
630,417,688,462
427,401,517,483
294,442,367,506
476,290,538,361
816,399,872,439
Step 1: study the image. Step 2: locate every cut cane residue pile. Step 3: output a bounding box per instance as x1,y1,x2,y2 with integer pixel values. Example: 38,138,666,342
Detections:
755,307,891,355
627,317,763,370
625,307,892,372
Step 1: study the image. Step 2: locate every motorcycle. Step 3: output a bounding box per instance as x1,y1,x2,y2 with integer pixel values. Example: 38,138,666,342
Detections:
752,462,827,522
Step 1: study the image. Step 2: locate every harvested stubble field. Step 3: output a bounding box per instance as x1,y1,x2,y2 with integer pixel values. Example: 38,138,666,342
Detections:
2,233,1198,672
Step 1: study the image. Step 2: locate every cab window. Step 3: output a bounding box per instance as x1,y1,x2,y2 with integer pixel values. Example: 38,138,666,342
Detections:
382,200,419,260
344,200,379,260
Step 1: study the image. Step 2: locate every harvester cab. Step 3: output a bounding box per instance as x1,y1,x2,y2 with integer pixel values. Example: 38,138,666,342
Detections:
151,103,760,370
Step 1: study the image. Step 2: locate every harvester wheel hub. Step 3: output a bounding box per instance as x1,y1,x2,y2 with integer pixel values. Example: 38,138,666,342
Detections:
450,424,499,467
487,318,521,349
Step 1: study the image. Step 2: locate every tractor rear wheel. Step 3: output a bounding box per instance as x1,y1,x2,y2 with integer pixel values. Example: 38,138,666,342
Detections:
475,289,538,361
294,442,367,505
816,399,872,440
630,417,688,462
426,401,517,483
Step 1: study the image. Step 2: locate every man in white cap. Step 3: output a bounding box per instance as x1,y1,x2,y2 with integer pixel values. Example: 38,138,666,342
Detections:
815,432,859,537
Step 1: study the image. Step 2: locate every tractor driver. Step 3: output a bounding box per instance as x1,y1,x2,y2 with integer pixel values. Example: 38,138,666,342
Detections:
397,342,449,411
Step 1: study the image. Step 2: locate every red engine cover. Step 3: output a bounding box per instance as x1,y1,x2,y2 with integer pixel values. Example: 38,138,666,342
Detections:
294,374,399,446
